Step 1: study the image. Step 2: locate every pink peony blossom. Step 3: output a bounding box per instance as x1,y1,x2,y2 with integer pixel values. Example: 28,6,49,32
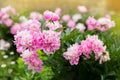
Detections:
3,19,13,27
76,23,86,33
67,20,76,30
0,39,10,50
62,14,71,22
21,50,43,72
86,16,115,32
43,10,59,21
78,40,92,58
86,16,99,31
72,14,82,22
28,57,43,72
30,12,43,20
55,8,62,16
0,20,2,24
105,14,111,19
19,16,28,22
38,30,60,54
1,6,16,15
97,17,115,32
10,23,22,34
45,21,62,31
63,43,81,65
24,20,41,32
78,6,88,13
14,30,36,53
1,13,9,20
78,35,104,59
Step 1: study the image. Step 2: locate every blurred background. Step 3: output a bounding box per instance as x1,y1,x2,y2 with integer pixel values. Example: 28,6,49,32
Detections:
0,0,119,13
0,0,120,33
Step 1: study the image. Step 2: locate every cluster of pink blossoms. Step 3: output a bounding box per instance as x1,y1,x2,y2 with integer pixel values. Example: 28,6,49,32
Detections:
63,43,81,65
86,15,115,31
30,12,43,21
37,30,60,54
43,10,62,31
63,35,110,65
62,12,86,32
14,10,61,72
0,6,16,27
21,50,43,72
43,10,59,21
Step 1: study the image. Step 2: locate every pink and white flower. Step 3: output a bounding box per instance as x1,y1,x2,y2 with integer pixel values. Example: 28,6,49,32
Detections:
72,14,82,22
46,21,62,31
62,14,71,22
43,10,59,21
38,30,60,54
76,23,86,33
21,50,43,72
78,6,88,13
97,17,115,31
67,20,76,30
30,12,43,20
86,16,99,31
63,43,81,65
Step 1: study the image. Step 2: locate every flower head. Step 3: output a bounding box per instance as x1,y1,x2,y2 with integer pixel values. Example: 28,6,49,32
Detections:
14,30,37,53
63,43,81,65
38,30,60,54
78,6,88,13
21,50,43,72
30,12,43,20
43,10,59,21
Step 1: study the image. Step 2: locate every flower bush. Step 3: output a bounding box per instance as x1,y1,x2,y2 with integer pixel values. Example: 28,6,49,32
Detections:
0,6,120,80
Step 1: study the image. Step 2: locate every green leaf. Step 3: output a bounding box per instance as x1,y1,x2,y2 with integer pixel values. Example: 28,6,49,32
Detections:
55,28,64,32
61,29,80,42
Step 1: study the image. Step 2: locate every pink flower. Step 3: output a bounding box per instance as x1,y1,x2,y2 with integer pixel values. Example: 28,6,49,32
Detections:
76,23,86,33
0,20,2,24
21,50,43,72
24,20,41,32
1,6,16,15
1,13,9,20
43,10,59,21
86,16,115,32
86,16,99,30
97,17,115,31
72,14,82,22
0,12,3,17
79,40,92,58
78,6,88,13
30,12,43,20
105,14,111,19
14,30,34,53
45,21,62,31
21,50,37,63
38,30,60,54
10,23,21,34
19,16,28,22
87,35,104,54
78,35,104,59
99,47,110,64
67,20,76,30
28,57,43,72
3,19,13,27
63,43,81,65
55,8,62,16
62,14,71,22
0,39,10,50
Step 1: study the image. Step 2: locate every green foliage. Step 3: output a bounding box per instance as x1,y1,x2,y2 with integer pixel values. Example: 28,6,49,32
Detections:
43,29,120,80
